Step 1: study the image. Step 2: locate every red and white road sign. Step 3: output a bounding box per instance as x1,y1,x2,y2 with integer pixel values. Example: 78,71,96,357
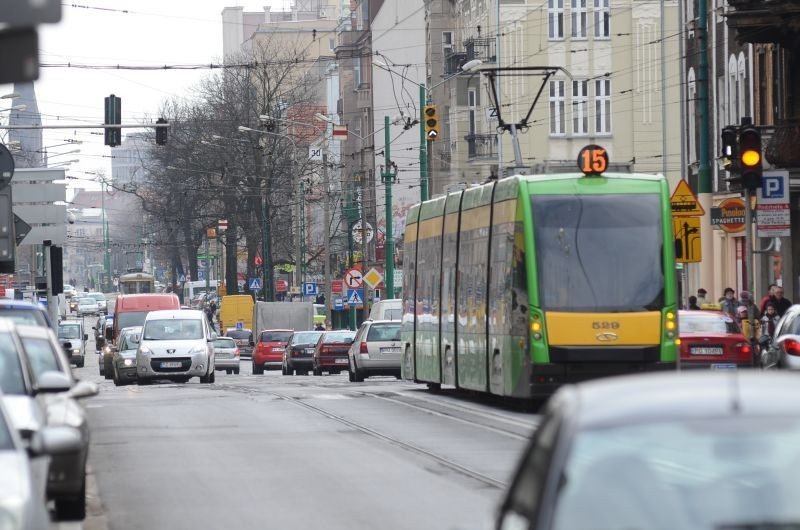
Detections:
218,219,228,231
331,279,343,293
333,124,348,138
254,255,263,266
344,269,363,289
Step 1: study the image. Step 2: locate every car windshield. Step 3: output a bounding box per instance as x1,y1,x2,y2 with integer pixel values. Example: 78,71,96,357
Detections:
20,337,61,378
89,293,106,301
366,323,401,342
680,313,740,334
120,331,141,350
550,416,800,530
0,332,25,395
58,324,82,339
79,298,95,305
323,331,356,343
116,312,148,330
225,329,251,340
531,194,664,312
143,319,203,340
0,308,48,327
213,338,236,349
291,331,323,345
260,331,292,343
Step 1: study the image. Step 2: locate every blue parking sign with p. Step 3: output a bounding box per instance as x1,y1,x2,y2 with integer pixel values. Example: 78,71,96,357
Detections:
762,175,785,199
303,282,318,296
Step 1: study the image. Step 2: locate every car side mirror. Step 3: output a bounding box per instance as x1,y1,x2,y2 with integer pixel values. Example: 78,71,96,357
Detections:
69,380,99,400
28,426,82,457
91,327,97,331
62,341,72,350
83,334,89,341
249,340,255,347
35,371,73,394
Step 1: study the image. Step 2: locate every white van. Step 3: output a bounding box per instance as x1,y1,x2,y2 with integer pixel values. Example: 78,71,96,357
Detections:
136,310,216,384
368,299,402,321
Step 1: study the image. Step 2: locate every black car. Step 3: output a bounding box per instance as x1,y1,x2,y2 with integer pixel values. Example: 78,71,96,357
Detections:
282,330,323,375
497,371,800,530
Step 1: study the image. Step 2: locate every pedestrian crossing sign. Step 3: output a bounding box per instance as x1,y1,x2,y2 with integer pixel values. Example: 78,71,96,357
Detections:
347,288,364,307
249,277,262,290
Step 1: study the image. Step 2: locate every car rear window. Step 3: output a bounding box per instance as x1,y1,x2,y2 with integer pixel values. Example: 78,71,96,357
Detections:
680,314,739,334
366,323,401,342
291,331,323,345
214,338,236,349
20,337,61,378
260,331,292,343
323,331,356,343
0,308,48,327
225,329,251,340
0,332,25,395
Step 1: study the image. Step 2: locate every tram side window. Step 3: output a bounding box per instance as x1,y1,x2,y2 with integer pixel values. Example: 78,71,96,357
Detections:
402,222,418,330
441,220,459,334
490,218,515,336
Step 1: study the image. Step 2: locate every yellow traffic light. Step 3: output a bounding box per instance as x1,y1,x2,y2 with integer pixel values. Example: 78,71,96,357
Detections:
424,105,440,141
741,149,760,167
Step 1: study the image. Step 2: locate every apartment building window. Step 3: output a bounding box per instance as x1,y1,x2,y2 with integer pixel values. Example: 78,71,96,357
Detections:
594,0,610,38
728,55,738,126
549,0,564,40
329,38,335,51
468,88,477,136
737,53,747,121
549,80,566,135
354,59,361,88
572,80,588,135
594,79,612,134
572,0,587,39
687,68,697,164
442,31,453,56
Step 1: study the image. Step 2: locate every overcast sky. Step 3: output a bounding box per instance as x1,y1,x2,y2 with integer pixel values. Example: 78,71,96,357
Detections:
1,1,286,190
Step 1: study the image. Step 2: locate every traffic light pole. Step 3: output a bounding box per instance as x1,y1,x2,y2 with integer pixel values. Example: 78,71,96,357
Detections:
381,116,396,300
419,84,428,202
102,180,111,292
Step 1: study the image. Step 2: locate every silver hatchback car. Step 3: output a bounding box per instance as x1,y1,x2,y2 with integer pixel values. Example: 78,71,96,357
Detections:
213,337,240,374
348,320,402,382
112,326,141,386
762,304,800,369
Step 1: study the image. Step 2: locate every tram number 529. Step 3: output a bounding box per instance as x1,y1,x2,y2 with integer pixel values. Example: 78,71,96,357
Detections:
577,144,609,175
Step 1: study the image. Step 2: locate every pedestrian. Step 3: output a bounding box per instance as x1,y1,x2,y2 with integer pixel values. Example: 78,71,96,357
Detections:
697,288,708,304
687,296,701,310
720,287,737,317
736,305,759,343
761,285,792,317
737,290,760,320
760,284,777,313
761,302,780,339
314,322,325,331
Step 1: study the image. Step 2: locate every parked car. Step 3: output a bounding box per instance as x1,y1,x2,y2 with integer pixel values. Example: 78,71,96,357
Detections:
57,320,87,368
282,330,323,376
76,297,97,317
112,326,141,386
678,310,753,369
313,330,356,375
0,300,53,329
87,292,107,315
62,284,77,300
224,327,253,357
136,310,216,384
760,304,800,369
93,315,114,377
0,321,97,521
252,329,292,374
0,392,82,530
68,297,79,313
496,371,800,530
213,337,240,374
348,320,402,381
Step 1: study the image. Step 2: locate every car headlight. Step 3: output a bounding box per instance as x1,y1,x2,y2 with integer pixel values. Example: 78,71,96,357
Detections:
72,348,80,354
139,346,152,355
102,345,111,354
123,358,134,367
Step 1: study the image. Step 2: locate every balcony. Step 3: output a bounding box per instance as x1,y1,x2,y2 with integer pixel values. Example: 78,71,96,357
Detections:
444,50,467,75
726,0,800,44
465,134,496,161
765,121,800,168
464,37,496,63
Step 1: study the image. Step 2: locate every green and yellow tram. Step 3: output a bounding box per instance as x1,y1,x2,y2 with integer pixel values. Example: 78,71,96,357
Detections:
118,272,155,294
401,147,678,399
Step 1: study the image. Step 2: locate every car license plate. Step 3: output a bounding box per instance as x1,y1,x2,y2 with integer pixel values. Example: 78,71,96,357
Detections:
161,361,182,368
711,363,737,370
334,358,348,364
305,348,314,354
380,347,400,353
689,346,724,356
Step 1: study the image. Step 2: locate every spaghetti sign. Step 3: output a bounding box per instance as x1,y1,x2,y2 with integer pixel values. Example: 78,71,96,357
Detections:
577,145,609,175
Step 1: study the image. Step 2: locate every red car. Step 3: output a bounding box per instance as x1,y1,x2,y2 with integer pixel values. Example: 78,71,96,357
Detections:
252,329,293,374
679,310,753,369
313,330,356,375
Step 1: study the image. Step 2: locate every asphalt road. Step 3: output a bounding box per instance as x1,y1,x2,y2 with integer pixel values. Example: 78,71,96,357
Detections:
67,316,538,530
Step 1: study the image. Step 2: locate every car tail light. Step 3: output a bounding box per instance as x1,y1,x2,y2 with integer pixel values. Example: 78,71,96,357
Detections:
734,341,752,361
234,348,240,357
784,338,800,356
360,341,368,354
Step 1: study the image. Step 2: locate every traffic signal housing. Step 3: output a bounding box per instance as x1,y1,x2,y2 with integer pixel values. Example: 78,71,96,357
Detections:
156,117,168,146
423,105,440,141
738,125,762,190
104,94,121,147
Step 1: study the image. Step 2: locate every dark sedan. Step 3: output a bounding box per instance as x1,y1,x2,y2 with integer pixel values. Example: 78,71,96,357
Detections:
282,330,323,375
496,371,800,530
312,330,356,375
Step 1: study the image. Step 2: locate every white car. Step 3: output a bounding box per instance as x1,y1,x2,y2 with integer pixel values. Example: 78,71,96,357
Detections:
136,310,216,384
87,292,107,314
348,320,402,381
76,297,97,316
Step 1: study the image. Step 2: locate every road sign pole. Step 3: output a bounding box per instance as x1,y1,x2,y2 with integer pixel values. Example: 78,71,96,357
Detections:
744,187,756,351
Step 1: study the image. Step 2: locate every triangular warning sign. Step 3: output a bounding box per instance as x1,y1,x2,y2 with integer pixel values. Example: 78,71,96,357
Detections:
347,290,363,305
670,180,705,217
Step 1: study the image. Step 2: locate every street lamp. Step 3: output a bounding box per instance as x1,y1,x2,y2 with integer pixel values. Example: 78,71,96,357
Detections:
48,159,79,167
0,93,19,100
0,104,26,112
237,125,299,302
